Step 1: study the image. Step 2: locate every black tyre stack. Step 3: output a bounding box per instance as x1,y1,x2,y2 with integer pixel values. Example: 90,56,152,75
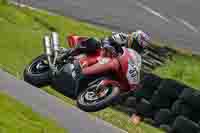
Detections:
135,98,154,118
170,116,200,133
167,88,200,133
133,73,162,100
148,79,186,131
154,109,173,127
118,73,200,133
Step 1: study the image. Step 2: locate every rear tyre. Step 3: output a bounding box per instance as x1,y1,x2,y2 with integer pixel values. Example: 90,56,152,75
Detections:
77,85,120,112
24,54,51,87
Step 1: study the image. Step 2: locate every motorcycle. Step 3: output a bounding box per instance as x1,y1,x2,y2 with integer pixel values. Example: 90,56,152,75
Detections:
24,32,142,112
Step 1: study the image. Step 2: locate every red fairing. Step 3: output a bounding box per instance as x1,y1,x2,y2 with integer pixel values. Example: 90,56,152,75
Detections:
79,49,101,67
67,35,88,48
82,57,119,76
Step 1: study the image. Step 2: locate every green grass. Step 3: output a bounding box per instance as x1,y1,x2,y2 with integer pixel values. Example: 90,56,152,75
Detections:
0,2,199,133
0,91,67,133
154,54,200,89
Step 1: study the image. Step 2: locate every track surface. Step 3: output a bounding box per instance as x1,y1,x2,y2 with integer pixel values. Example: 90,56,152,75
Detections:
0,69,127,133
13,0,200,54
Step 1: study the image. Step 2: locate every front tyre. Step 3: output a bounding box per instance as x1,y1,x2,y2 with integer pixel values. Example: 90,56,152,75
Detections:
77,85,120,112
24,54,51,87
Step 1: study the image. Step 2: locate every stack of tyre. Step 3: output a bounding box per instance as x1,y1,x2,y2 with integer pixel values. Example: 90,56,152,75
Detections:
125,73,200,133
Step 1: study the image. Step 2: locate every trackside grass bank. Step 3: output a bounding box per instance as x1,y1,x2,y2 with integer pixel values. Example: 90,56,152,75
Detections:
0,91,67,133
0,1,199,132
154,54,200,89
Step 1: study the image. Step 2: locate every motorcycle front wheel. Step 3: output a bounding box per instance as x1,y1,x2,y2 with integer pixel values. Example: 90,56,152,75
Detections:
77,84,120,112
24,54,51,87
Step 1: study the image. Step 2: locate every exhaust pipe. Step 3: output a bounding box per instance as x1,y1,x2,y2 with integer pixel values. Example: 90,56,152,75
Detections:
51,32,60,52
43,35,54,69
43,35,53,56
51,32,60,64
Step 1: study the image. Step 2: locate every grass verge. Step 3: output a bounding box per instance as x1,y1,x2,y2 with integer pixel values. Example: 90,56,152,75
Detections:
0,91,67,133
153,54,200,89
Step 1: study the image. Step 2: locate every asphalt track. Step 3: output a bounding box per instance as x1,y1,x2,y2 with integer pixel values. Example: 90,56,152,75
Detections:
13,0,200,54
0,69,127,133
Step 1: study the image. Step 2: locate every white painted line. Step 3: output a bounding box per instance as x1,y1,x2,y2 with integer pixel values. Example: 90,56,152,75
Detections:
136,2,170,23
175,17,199,33
10,1,58,16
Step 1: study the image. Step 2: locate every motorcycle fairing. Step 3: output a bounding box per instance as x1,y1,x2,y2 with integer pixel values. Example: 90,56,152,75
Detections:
67,35,88,48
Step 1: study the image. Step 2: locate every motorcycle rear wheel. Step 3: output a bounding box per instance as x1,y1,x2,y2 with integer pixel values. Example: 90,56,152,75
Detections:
77,85,120,112
24,54,51,87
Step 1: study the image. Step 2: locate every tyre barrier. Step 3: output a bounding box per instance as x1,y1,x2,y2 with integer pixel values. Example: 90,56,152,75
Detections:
150,91,172,109
189,111,200,123
157,79,185,100
170,116,200,133
141,73,162,89
179,87,195,102
179,88,200,111
133,73,162,100
171,100,192,119
117,75,200,133
135,98,154,118
154,109,173,126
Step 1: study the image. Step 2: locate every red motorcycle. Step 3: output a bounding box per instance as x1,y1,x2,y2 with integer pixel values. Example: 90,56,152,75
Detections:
24,32,142,112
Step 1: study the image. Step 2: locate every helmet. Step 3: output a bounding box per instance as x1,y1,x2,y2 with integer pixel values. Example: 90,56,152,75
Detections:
111,32,128,44
130,30,151,48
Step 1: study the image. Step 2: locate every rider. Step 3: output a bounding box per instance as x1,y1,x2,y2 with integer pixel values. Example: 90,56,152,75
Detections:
73,30,151,67
71,30,151,122
72,30,151,57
